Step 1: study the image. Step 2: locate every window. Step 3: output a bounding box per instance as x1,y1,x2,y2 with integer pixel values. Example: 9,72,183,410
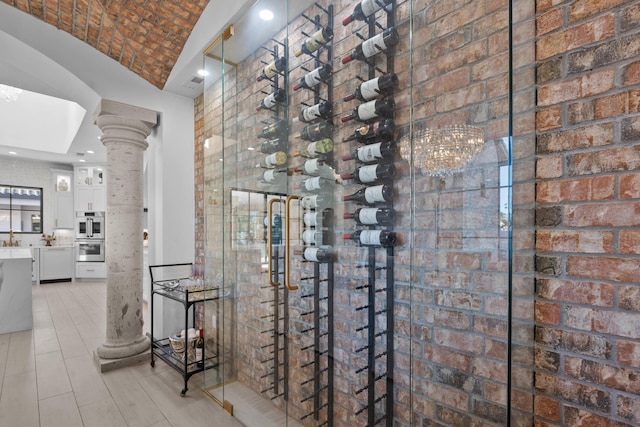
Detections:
0,185,43,233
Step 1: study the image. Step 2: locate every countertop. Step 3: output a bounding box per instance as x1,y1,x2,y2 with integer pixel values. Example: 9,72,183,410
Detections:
0,248,33,259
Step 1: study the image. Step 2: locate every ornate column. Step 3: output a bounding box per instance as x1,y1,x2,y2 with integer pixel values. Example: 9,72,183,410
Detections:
94,99,157,362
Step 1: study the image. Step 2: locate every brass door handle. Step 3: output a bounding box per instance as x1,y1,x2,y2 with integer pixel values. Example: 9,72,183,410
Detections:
267,198,284,287
285,195,299,291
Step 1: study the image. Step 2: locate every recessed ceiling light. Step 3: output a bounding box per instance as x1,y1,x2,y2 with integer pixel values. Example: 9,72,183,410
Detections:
87,150,95,154
259,9,274,21
78,159,86,163
197,69,209,77
8,151,17,155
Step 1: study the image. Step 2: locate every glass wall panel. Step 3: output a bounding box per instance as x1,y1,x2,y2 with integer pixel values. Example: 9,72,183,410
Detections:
201,0,536,425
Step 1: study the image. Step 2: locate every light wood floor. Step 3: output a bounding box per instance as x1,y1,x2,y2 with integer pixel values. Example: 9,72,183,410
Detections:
0,281,245,427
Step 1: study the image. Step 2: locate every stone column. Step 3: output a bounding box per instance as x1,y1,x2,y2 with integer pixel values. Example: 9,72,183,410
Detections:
94,99,157,362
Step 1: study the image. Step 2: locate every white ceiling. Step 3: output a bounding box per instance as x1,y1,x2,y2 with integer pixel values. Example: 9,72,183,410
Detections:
0,86,86,155
0,0,320,166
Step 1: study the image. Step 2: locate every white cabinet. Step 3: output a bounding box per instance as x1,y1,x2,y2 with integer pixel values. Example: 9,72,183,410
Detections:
31,248,39,283
40,247,74,281
76,187,106,212
51,169,74,229
75,166,106,212
76,262,106,279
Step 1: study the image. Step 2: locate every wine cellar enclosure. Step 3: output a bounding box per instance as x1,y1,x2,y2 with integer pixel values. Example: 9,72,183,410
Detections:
198,0,537,426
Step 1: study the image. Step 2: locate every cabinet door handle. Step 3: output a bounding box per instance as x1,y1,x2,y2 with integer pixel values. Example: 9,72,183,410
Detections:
267,198,284,288
284,195,299,291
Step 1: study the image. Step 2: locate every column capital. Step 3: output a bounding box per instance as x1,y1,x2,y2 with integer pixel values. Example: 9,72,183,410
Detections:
94,99,158,150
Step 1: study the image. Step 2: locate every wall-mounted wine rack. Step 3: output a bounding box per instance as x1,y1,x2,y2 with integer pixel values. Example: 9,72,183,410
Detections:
340,1,396,426
256,37,290,403
292,3,335,426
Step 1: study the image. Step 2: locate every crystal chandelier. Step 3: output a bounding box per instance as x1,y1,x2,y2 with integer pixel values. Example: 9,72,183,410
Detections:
400,124,485,176
0,84,23,102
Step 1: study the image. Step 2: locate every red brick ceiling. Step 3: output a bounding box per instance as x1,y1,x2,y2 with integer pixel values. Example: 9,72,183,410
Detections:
2,0,209,89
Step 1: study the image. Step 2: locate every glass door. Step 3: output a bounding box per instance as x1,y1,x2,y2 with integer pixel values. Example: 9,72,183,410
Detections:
200,0,536,426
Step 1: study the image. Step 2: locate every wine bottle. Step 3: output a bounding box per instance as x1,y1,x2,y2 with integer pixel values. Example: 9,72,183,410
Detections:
257,57,287,81
342,230,397,247
295,121,334,141
342,141,397,164
294,138,334,158
257,120,287,139
341,96,395,123
293,64,332,91
195,328,204,368
302,230,323,245
344,207,395,226
344,73,399,102
256,88,286,111
295,176,333,193
342,0,394,26
301,194,332,209
341,28,399,64
303,209,332,227
295,247,333,263
294,27,334,57
343,183,393,205
293,101,333,124
341,163,396,184
295,158,334,178
343,119,395,142
260,138,287,154
259,151,287,168
261,169,286,185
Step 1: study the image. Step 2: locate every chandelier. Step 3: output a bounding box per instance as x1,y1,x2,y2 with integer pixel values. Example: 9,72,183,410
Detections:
0,84,23,102
400,124,485,176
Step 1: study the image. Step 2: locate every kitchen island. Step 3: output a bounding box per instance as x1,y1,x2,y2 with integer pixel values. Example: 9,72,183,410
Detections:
0,248,33,334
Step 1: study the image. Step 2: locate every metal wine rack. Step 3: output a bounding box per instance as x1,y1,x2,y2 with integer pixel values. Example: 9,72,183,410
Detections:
340,2,396,426
256,37,290,402
293,4,335,426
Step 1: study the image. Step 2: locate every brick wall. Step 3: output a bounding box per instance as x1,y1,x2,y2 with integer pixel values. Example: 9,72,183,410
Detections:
190,0,640,427
535,0,640,425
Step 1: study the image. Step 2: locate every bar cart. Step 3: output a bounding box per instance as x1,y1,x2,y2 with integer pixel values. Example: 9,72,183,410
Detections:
148,263,223,396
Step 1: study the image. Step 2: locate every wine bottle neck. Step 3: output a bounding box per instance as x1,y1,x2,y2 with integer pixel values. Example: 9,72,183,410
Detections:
343,93,356,102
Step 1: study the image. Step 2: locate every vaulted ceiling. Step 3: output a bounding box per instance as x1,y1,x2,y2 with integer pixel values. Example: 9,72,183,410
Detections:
1,0,209,89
